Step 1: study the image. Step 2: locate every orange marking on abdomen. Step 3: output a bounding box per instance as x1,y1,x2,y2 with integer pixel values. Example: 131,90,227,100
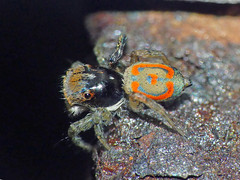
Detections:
131,81,174,100
131,81,140,92
148,74,158,85
131,64,174,79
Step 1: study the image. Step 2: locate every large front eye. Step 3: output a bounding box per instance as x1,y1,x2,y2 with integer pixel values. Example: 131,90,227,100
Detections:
84,93,92,99
82,91,94,100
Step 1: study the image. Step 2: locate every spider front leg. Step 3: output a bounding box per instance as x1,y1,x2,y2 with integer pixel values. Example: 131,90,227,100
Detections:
129,92,185,137
68,113,95,151
130,50,171,65
68,108,113,151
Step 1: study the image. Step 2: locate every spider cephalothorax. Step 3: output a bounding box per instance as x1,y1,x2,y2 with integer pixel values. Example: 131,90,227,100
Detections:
63,62,125,114
63,34,191,151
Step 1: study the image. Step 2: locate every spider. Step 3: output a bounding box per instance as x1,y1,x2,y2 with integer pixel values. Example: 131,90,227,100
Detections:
63,34,192,151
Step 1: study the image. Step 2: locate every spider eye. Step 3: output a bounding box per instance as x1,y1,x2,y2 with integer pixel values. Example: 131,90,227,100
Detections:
84,93,91,99
83,91,94,100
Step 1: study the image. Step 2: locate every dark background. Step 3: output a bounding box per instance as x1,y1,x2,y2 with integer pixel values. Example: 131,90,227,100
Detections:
0,1,236,179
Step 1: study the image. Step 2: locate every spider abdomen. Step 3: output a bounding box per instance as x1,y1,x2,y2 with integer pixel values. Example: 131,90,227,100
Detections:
123,62,191,101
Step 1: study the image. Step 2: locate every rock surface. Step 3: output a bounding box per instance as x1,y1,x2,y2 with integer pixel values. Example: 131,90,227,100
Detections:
86,11,240,179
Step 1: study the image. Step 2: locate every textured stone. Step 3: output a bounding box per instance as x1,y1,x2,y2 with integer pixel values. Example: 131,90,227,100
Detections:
86,11,240,179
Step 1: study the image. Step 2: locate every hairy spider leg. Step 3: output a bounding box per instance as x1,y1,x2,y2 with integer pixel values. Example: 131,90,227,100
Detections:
130,50,171,65
68,108,112,151
108,34,127,65
130,92,185,137
68,113,94,151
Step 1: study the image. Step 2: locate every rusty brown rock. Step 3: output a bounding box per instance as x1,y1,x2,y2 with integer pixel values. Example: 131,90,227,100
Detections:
85,11,240,179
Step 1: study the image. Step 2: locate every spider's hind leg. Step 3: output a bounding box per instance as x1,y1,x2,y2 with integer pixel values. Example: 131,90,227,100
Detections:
129,92,186,137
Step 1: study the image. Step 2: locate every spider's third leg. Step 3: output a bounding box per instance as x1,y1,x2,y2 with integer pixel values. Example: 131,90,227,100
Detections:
129,92,185,137
68,114,94,151
130,50,170,65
